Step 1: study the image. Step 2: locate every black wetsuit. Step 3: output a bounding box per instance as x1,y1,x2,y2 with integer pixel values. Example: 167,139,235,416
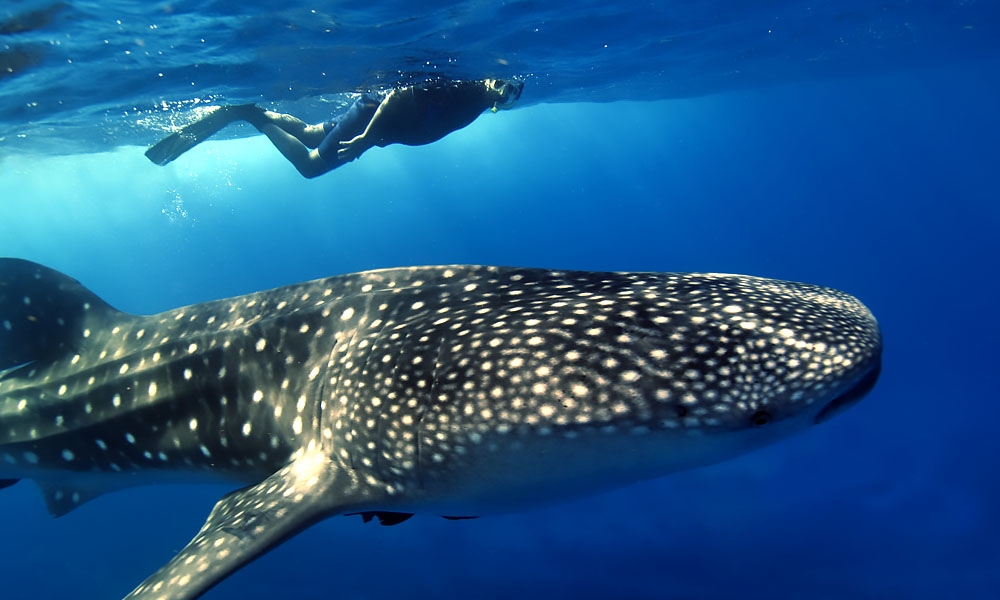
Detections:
316,81,498,162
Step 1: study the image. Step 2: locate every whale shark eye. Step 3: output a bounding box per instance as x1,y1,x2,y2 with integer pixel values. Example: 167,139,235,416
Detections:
751,410,771,427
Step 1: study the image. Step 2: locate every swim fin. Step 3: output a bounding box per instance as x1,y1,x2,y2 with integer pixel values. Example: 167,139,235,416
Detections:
144,104,263,166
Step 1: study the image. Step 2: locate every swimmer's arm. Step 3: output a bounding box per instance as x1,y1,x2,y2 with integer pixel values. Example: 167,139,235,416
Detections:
337,90,398,161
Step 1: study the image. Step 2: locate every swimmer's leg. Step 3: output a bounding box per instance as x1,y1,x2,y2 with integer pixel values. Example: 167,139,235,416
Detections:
264,94,382,152
144,104,263,166
253,111,329,148
255,124,335,179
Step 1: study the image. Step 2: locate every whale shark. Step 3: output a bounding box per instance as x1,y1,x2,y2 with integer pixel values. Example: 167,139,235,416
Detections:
0,258,882,599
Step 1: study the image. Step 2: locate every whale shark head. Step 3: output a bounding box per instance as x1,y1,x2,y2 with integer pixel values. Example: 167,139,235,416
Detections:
347,268,883,513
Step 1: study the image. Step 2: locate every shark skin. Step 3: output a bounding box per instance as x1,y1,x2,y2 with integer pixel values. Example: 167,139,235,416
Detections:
0,258,882,599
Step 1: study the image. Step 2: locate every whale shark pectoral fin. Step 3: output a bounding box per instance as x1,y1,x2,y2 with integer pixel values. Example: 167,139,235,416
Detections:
124,451,366,600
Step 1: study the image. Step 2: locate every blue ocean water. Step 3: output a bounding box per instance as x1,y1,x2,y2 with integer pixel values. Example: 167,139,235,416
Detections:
1,1,999,599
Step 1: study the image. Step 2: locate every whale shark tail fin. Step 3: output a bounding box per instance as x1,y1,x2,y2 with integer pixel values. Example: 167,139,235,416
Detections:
0,258,125,374
144,104,264,166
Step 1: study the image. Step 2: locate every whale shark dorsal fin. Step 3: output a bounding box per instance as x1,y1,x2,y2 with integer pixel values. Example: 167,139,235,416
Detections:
124,450,370,600
0,258,126,371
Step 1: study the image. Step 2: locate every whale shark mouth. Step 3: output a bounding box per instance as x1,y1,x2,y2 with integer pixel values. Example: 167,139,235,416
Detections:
814,358,882,425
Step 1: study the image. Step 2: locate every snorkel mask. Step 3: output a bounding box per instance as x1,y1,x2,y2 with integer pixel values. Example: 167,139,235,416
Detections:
487,78,524,112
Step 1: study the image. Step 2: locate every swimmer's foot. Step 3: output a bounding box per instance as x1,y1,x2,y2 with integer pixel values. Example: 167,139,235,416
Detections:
144,104,265,166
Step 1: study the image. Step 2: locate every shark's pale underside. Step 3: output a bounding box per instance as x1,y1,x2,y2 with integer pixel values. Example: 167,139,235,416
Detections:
0,258,882,599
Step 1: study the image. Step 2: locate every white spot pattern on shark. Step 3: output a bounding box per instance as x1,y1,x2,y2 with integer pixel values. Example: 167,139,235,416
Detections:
0,258,881,599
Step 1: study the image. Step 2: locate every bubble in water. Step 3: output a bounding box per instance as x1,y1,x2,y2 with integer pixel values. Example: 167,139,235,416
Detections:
161,190,190,223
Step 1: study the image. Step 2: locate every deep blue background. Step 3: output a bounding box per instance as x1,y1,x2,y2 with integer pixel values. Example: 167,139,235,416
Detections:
2,59,999,598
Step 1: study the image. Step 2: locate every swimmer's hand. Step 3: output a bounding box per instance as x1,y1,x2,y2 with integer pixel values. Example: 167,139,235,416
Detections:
337,135,366,162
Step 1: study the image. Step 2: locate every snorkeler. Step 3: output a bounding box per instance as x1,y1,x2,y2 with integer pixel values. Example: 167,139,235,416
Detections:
145,78,524,178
